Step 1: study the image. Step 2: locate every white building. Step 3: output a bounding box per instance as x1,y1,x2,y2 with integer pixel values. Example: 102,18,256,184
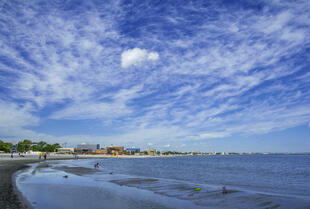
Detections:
76,143,100,152
57,148,74,154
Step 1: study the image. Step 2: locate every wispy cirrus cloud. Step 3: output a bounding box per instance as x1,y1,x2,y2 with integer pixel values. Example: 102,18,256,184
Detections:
0,0,309,151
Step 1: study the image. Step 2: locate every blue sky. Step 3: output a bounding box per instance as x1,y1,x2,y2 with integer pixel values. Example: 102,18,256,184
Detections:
0,0,309,152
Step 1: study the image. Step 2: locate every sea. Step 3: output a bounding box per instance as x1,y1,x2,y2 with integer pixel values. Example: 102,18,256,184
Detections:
16,155,310,209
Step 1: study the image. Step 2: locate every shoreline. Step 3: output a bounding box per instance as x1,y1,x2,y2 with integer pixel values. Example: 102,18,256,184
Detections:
13,166,36,209
3,155,310,209
0,159,39,209
0,154,163,209
0,155,98,209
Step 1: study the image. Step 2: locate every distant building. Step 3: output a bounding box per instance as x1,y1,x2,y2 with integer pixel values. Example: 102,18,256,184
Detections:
77,144,100,152
145,148,156,156
57,148,75,154
11,144,18,153
125,148,140,155
27,150,42,155
106,146,124,155
191,151,201,155
95,149,108,154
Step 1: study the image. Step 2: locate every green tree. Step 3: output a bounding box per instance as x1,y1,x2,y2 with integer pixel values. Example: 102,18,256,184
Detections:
52,143,61,151
0,140,13,153
42,143,61,152
14,139,61,153
31,141,47,151
17,139,33,152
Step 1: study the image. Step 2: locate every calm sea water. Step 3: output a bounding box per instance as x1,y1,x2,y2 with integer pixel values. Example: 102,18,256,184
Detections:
16,155,310,209
97,155,310,197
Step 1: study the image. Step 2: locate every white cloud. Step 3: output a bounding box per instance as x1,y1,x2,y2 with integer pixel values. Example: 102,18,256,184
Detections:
190,132,230,139
147,52,159,60
121,48,159,68
0,101,38,128
50,85,142,120
0,0,309,150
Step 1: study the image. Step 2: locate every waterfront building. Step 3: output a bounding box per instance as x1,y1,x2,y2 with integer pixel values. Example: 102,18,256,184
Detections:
11,144,18,153
191,151,201,155
95,149,108,154
76,143,100,152
125,148,140,155
57,148,75,154
145,148,156,156
106,146,124,155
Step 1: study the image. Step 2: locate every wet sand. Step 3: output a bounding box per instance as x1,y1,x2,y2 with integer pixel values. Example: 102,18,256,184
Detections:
18,161,310,209
0,159,38,209
5,157,310,209
0,156,172,209
15,162,187,209
0,155,79,209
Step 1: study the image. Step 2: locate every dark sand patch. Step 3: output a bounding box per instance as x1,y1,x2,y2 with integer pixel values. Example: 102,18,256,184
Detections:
268,204,280,209
54,165,98,176
110,177,241,204
111,178,158,186
259,201,273,207
0,159,39,209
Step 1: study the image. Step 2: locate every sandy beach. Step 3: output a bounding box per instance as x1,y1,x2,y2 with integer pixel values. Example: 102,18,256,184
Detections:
0,153,171,209
0,158,38,209
14,159,200,209
2,155,310,209
0,154,86,209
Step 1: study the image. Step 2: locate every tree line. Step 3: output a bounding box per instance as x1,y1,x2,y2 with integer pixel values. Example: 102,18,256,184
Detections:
0,139,61,153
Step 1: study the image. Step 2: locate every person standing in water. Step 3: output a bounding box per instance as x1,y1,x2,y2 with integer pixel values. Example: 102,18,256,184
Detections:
94,162,99,168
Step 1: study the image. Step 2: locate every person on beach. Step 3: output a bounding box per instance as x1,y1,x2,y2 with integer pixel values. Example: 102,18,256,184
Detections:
10,152,13,158
44,152,47,160
222,186,228,194
94,162,99,168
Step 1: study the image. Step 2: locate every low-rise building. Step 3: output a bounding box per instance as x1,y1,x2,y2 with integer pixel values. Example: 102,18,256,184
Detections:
125,148,140,155
11,144,18,153
76,143,100,153
106,146,124,155
191,151,201,155
57,148,75,154
145,148,156,156
95,149,108,154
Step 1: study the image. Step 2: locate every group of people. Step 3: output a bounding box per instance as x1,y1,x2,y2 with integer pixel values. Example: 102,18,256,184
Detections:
10,152,25,158
39,152,47,160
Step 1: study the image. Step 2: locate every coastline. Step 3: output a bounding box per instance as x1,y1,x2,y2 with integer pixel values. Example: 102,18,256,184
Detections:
0,155,97,209
13,164,36,209
0,159,38,209
3,154,310,209
0,154,169,209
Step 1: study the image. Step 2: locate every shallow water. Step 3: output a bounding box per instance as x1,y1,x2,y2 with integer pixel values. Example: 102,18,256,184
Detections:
16,155,310,209
96,155,310,197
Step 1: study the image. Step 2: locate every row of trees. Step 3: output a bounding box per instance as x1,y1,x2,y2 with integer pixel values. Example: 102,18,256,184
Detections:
0,139,61,153
0,140,13,153
162,151,189,155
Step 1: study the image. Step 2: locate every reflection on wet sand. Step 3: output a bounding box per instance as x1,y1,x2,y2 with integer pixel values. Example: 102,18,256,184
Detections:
16,160,310,209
